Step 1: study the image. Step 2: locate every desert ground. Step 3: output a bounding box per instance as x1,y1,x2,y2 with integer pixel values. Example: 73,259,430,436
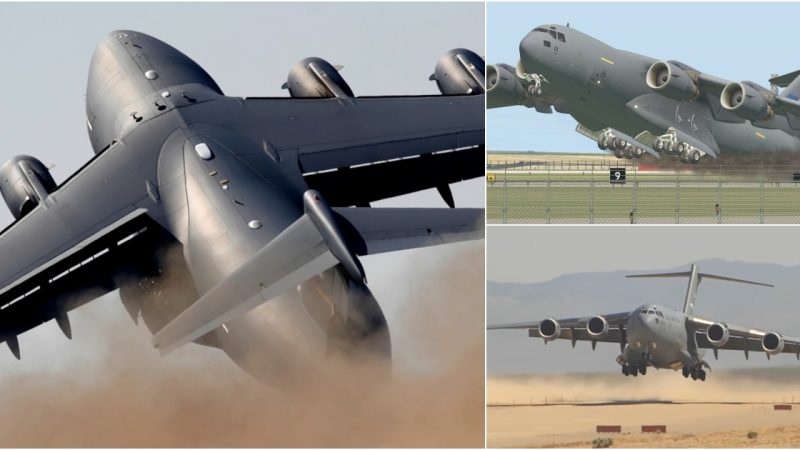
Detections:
488,370,800,448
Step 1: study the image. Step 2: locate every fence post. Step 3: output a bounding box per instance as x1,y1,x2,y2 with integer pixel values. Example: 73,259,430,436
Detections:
717,170,722,224
760,177,765,224
502,166,508,224
675,170,680,224
547,164,552,224
589,163,595,224
633,164,638,223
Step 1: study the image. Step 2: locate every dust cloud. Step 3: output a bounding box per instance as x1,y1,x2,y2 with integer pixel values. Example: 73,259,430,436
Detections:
0,243,485,447
489,368,800,405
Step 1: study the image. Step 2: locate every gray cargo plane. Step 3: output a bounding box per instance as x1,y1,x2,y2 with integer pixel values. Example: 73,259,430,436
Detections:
488,264,800,381
487,24,800,163
0,30,485,386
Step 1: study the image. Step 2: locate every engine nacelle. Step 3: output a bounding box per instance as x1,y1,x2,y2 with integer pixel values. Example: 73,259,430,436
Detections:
706,322,730,348
645,61,699,101
720,81,774,121
487,63,527,108
762,332,785,355
587,315,609,339
284,57,354,99
0,155,56,220
539,317,561,341
430,48,485,95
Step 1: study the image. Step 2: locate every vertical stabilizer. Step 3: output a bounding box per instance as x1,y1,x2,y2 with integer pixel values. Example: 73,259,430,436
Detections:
683,264,701,315
626,263,772,315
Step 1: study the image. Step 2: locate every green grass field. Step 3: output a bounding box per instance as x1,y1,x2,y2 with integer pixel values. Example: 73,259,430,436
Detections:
487,181,800,224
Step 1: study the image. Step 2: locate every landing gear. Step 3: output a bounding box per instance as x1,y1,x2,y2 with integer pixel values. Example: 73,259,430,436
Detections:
684,365,707,381
621,362,648,377
653,127,707,164
599,130,643,160
521,72,548,97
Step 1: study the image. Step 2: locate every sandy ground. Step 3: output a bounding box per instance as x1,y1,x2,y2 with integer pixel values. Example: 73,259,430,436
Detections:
488,371,800,448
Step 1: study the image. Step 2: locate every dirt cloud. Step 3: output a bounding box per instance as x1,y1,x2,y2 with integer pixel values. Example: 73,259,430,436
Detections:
0,243,485,447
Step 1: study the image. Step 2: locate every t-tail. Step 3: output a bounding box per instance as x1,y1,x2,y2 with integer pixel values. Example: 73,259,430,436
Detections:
626,263,773,315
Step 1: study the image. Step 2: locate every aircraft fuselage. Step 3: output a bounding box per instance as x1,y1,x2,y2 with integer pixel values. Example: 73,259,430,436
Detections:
518,25,800,158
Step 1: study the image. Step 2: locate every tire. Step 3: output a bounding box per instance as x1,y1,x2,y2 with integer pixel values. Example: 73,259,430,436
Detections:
599,135,609,150
617,139,627,150
639,365,647,375
654,139,664,152
614,148,625,159
690,150,701,163
676,142,686,155
622,365,629,376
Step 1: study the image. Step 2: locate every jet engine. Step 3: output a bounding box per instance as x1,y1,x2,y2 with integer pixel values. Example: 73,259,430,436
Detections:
0,155,57,220
645,61,699,101
720,81,774,121
587,315,609,339
283,57,354,99
539,317,561,341
487,63,527,108
762,332,785,355
430,48,485,95
706,322,730,348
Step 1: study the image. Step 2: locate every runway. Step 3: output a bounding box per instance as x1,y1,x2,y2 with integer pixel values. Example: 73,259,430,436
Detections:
487,370,800,448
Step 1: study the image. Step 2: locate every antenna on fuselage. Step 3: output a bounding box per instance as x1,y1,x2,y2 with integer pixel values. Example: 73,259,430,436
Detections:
625,263,773,316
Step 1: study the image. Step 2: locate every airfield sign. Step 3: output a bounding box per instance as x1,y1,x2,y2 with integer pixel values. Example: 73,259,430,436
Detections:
610,168,626,184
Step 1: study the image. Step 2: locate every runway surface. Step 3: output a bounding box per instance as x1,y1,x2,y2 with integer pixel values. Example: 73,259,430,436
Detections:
488,370,800,448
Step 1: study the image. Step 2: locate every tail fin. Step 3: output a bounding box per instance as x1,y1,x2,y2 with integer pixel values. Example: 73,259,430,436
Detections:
626,263,772,316
770,70,800,101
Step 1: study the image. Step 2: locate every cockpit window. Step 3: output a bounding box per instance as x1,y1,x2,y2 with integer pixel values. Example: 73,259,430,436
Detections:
533,27,549,33
543,40,551,48
557,32,566,42
549,30,557,39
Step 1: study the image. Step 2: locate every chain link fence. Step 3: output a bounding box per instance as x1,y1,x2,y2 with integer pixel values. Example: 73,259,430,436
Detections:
487,161,800,224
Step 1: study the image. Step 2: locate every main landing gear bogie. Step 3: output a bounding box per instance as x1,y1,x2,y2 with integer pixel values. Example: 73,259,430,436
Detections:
598,132,644,161
652,130,705,164
621,362,647,377
682,365,707,381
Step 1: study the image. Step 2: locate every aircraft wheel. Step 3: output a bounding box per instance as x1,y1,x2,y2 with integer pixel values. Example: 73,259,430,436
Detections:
676,142,686,155
634,147,644,158
622,365,629,376
631,369,638,377
639,365,647,375
654,139,665,152
682,366,690,378
614,148,625,159
598,135,609,150
699,369,706,381
616,139,627,150
689,149,701,163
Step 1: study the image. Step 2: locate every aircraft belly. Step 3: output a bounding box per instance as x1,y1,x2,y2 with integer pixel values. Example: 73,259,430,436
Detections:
180,131,301,295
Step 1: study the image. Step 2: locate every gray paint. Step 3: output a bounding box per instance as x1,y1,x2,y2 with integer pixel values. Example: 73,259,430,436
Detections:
488,24,800,162
0,30,485,386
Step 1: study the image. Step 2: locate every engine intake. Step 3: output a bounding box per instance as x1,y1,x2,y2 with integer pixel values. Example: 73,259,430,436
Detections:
645,61,699,101
539,318,561,341
720,81,774,121
284,57,354,99
587,315,609,339
706,322,730,348
430,48,485,95
487,63,527,108
0,155,56,220
762,332,784,355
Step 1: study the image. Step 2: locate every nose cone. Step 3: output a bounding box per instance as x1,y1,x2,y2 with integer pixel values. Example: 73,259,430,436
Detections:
86,30,223,153
518,29,544,73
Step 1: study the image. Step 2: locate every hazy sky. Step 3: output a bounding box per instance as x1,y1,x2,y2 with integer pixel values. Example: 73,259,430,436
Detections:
487,2,800,152
0,2,484,373
488,226,800,284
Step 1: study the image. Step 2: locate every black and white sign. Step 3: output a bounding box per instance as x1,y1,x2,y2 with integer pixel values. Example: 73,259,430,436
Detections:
610,168,626,184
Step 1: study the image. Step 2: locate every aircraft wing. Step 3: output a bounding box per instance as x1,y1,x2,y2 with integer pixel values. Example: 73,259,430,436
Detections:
203,94,485,207
0,208,165,358
690,316,800,356
488,311,631,345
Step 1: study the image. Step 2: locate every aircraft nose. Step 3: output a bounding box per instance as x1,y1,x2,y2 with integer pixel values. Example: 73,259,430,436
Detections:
518,30,541,70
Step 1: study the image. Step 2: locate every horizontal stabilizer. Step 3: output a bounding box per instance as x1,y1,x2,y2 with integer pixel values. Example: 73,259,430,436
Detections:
626,271,772,287
770,69,800,88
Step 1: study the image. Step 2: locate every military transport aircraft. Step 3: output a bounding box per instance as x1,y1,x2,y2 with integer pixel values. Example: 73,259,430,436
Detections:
0,30,485,386
487,24,800,163
488,264,800,381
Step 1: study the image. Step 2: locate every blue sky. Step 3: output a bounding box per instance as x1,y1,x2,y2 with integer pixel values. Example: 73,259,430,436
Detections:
488,2,800,152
